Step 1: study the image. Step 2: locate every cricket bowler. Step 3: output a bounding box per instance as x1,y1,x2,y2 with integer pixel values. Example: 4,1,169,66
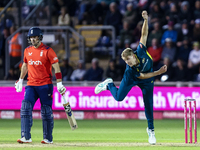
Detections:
95,11,167,145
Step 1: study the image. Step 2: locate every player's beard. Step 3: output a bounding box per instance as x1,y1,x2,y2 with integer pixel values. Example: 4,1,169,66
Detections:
32,40,40,47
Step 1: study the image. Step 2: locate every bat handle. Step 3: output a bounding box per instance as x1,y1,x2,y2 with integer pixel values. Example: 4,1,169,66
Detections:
62,94,67,104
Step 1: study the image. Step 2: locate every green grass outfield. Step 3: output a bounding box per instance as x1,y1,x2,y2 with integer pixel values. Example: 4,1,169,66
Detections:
0,119,199,150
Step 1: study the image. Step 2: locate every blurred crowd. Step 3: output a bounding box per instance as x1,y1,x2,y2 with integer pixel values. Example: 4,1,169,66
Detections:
1,0,200,82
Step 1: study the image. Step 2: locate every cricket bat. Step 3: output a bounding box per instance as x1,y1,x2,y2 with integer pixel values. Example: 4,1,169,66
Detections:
62,95,78,130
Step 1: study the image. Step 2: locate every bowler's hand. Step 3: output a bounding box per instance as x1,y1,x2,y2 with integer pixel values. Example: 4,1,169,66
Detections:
57,82,66,95
15,79,23,92
142,10,148,20
158,65,167,75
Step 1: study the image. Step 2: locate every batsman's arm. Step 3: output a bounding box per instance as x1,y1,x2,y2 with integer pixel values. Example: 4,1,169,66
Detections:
52,62,66,95
52,62,62,82
140,10,148,47
138,65,167,79
19,62,28,79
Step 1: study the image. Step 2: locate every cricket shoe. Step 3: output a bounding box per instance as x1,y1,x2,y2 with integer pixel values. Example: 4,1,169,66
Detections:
17,137,32,143
94,78,113,94
146,127,156,145
41,139,53,144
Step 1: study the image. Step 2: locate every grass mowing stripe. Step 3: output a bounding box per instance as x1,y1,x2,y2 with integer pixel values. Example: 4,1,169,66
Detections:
0,119,200,150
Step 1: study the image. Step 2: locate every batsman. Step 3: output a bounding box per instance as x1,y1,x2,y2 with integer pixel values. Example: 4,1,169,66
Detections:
95,11,167,145
15,27,66,144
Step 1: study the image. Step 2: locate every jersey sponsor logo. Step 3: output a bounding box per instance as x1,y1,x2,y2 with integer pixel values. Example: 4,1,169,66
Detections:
140,44,143,48
28,59,42,65
53,57,58,61
28,52,32,56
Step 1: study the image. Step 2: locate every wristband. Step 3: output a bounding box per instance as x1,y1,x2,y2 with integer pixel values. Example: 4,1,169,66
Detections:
55,72,62,79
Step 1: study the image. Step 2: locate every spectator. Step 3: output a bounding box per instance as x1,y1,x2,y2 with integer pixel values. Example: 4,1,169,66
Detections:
161,38,177,63
83,58,104,81
187,42,200,80
178,1,192,24
35,1,49,25
147,22,163,47
131,20,143,49
172,58,188,81
0,27,10,79
43,0,77,25
95,30,112,48
105,59,122,81
77,0,93,24
51,0,75,17
60,58,73,81
165,3,179,25
147,38,163,71
104,2,123,35
0,27,10,58
118,21,133,49
70,60,86,81
194,0,200,20
78,0,117,25
192,19,200,43
123,3,139,29
176,20,192,47
176,37,191,63
159,0,169,13
161,21,177,45
88,0,109,24
52,0,68,15
149,2,164,26
58,6,70,26
9,26,22,67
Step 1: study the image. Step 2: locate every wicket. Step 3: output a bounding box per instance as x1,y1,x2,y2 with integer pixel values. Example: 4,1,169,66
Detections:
184,99,197,144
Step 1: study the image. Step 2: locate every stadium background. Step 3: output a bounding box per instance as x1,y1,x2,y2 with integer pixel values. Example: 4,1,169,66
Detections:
0,0,200,120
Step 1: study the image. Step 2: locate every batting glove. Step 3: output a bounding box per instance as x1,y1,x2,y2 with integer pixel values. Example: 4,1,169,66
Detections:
57,82,66,95
15,79,23,92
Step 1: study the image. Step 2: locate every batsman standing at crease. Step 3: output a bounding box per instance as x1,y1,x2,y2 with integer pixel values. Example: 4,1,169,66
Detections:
15,27,66,144
95,11,167,145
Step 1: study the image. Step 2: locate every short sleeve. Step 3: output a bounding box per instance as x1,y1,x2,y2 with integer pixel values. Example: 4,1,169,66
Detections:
23,49,27,63
136,42,147,55
47,48,59,64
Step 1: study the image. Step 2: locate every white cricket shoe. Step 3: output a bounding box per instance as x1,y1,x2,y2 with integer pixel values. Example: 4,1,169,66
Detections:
41,139,53,144
146,127,156,145
94,78,113,94
17,137,32,143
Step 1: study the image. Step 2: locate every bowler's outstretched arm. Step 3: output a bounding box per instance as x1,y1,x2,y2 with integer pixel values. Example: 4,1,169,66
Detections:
138,65,167,79
140,10,148,47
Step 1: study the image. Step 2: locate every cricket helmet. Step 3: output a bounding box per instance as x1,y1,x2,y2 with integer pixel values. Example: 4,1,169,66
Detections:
27,27,43,43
